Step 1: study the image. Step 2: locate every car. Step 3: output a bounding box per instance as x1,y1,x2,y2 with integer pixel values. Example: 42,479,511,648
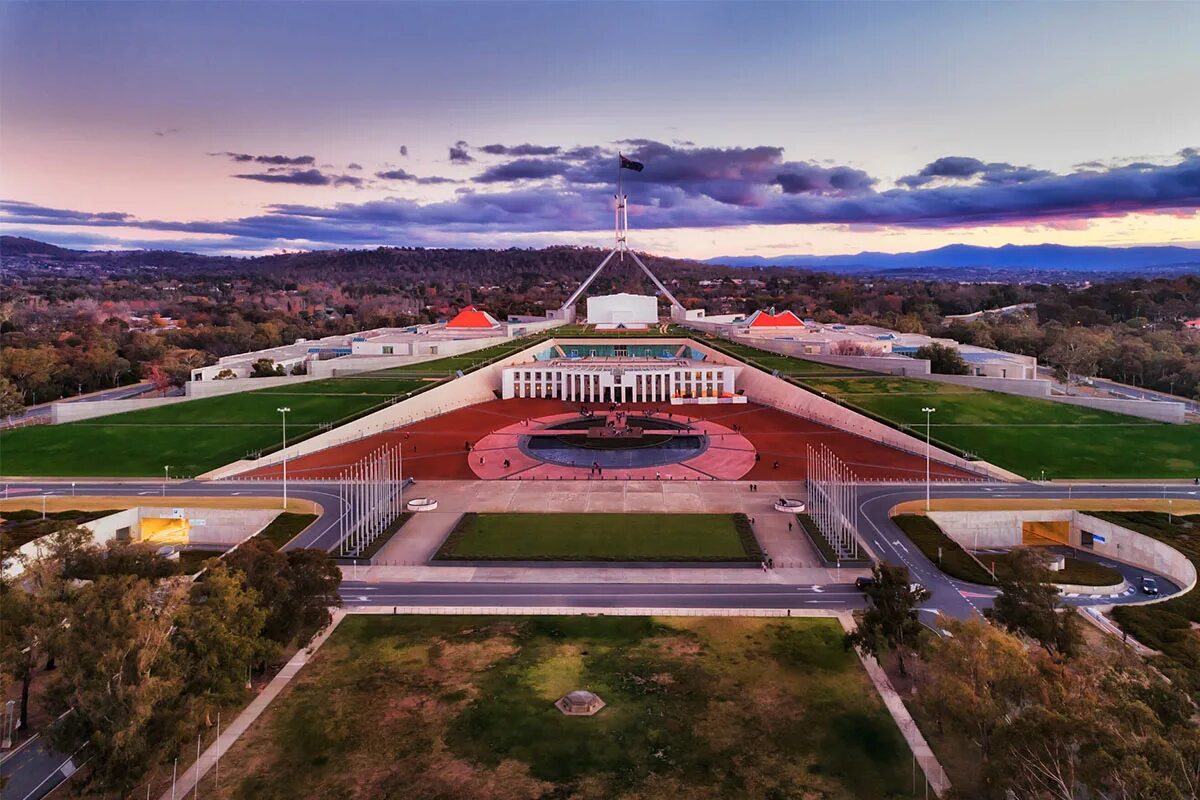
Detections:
854,577,876,590
1141,577,1159,596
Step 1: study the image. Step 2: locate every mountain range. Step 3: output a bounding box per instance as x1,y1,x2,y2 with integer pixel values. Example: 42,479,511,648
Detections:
704,243,1200,274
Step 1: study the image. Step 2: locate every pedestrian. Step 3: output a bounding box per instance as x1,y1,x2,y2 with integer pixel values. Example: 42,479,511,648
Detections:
768,557,774,569
479,456,485,465
656,471,661,480
773,461,779,470
761,561,767,572
788,521,793,532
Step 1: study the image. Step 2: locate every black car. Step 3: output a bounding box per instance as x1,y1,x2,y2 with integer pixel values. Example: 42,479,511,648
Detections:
854,577,876,591
1141,577,1159,596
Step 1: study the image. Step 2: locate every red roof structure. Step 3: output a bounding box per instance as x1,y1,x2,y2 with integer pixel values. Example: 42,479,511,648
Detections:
745,308,805,328
446,305,500,329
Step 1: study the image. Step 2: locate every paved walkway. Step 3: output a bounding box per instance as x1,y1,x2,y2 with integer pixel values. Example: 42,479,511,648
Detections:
838,614,952,798
157,609,347,800
348,563,857,584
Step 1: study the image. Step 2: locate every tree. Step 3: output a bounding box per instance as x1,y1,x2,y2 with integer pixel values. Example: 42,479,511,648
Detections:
43,575,188,795
918,616,1038,763
145,364,173,395
991,547,1082,658
174,562,270,724
224,540,342,650
0,375,25,418
250,358,284,378
3,345,62,402
0,573,38,731
844,562,929,675
914,342,970,375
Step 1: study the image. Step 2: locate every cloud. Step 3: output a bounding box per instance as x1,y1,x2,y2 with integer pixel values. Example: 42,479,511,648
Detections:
233,169,362,187
399,145,408,157
347,163,363,170
478,143,561,156
473,158,572,183
214,152,317,166
899,156,1053,188
154,128,180,137
448,141,474,164
6,146,1198,249
375,169,458,185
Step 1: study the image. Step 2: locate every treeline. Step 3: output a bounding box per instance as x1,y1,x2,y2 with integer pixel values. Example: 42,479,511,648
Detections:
852,555,1200,798
0,527,341,795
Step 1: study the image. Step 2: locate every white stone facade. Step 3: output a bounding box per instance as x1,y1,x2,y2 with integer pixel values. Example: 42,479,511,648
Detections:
586,293,659,325
502,360,736,403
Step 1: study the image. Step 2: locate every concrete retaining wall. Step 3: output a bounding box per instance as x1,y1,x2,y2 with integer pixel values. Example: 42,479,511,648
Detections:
926,509,1197,596
1076,513,1197,595
50,395,193,424
185,373,323,398
922,374,1054,398
310,335,524,378
1050,395,1186,424
83,505,281,546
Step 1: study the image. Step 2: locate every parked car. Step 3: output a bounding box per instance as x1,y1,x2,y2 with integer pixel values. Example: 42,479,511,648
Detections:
854,577,876,590
1141,577,1159,596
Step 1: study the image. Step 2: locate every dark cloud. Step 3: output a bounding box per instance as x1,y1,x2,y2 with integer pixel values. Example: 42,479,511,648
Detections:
899,156,1053,188
7,147,1198,248
234,168,362,187
449,141,474,164
473,158,572,183
347,163,363,170
154,128,180,137
214,152,317,166
478,143,561,157
375,169,458,185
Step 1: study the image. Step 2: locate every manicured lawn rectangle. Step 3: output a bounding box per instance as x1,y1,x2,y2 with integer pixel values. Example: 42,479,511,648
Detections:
434,512,761,561
710,340,864,376
212,615,913,800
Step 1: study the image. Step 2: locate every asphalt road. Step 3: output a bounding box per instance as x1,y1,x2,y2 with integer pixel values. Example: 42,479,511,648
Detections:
5,478,1195,621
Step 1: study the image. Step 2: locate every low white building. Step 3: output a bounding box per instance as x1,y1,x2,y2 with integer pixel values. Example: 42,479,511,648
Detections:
586,293,659,326
503,356,736,403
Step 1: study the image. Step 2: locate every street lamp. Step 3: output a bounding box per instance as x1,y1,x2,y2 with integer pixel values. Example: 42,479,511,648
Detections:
163,465,171,496
921,407,936,511
277,407,291,510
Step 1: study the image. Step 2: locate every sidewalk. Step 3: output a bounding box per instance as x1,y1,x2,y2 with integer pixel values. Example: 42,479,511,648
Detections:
839,614,951,798
157,609,347,800
347,563,864,584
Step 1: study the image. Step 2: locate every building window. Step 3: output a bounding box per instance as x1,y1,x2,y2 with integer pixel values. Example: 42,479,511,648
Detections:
382,346,394,355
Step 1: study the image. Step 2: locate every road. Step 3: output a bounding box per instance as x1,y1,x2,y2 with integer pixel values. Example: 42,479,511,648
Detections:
3,382,156,425
6,478,1194,621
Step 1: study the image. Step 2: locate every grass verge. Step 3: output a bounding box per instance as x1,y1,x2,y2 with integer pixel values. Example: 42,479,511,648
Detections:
353,512,413,561
212,615,912,800
253,512,319,549
434,512,761,561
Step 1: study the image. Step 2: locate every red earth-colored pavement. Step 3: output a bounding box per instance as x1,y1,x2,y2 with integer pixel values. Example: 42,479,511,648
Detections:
236,399,978,482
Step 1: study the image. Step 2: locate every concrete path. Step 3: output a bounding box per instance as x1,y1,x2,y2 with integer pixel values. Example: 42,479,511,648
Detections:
372,509,462,564
348,564,857,584
839,614,951,799
157,609,347,800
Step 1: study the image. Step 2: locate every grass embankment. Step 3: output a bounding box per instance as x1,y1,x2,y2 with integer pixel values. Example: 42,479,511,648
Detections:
0,336,549,478
214,615,912,800
893,514,1122,587
254,512,318,549
795,513,868,564
0,509,120,553
1101,512,1200,702
708,340,866,377
434,512,762,561
713,338,1200,479
348,512,413,561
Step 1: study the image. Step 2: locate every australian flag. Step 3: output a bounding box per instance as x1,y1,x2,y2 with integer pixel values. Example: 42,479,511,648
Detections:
619,154,645,172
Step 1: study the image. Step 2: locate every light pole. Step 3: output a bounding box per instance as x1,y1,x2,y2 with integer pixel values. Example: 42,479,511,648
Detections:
163,465,171,496
922,407,936,511
277,407,291,510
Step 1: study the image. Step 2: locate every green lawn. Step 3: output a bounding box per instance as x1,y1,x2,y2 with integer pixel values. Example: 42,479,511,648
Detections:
1103,512,1200,703
434,512,761,561
0,335,549,478
713,338,1200,479
254,512,318,549
214,615,913,800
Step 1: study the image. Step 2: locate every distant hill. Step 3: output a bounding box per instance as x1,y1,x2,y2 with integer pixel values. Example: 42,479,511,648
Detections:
0,235,85,258
705,243,1200,274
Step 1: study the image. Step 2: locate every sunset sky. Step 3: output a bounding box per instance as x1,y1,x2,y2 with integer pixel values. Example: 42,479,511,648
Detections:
1,1,1198,257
